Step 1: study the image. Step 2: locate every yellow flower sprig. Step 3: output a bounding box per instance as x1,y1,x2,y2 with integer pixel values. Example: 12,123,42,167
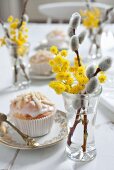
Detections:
98,72,107,83
0,0,29,57
80,8,101,29
49,46,89,94
49,45,110,95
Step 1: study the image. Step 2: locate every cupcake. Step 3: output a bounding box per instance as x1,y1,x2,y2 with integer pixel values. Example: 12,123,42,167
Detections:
46,29,67,48
30,50,53,75
10,92,55,137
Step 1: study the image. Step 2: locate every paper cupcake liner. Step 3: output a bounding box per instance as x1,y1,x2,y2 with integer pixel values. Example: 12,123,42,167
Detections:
12,113,54,137
31,63,52,75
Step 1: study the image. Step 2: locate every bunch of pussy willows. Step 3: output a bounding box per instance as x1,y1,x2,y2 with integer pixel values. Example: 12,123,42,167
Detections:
80,1,114,57
0,0,29,83
49,12,112,152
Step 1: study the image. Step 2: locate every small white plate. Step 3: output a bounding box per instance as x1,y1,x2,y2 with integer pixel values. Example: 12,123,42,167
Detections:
0,110,67,150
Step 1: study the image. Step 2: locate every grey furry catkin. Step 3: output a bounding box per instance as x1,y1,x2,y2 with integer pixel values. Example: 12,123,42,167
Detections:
108,10,114,23
69,12,81,29
86,65,95,79
68,27,74,37
98,57,112,71
78,31,86,44
86,77,99,94
23,14,29,22
70,35,79,51
72,97,81,110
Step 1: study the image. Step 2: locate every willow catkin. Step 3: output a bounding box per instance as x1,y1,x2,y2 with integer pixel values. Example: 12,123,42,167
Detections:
23,14,29,22
86,65,96,79
68,27,74,37
78,31,86,44
86,77,99,94
70,35,79,51
72,97,81,110
69,12,81,29
98,57,112,71
108,10,114,23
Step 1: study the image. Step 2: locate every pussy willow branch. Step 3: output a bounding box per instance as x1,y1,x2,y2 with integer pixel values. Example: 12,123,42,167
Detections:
67,108,81,146
0,19,10,39
13,51,28,84
100,7,113,24
80,94,88,153
67,66,101,149
19,59,29,81
82,112,88,152
88,7,114,56
72,24,81,66
13,48,29,83
18,0,29,28
13,48,19,84
0,18,4,26
75,50,81,66
14,61,18,83
85,0,91,10
81,66,101,152
93,67,101,76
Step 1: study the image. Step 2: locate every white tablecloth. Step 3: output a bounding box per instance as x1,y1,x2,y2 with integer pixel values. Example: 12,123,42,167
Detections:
0,24,114,170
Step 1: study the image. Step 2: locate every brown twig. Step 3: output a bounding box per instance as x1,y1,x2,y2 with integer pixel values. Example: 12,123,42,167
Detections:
85,0,91,10
88,27,102,57
82,112,88,152
73,28,75,35
67,108,81,146
14,61,18,83
93,67,101,77
19,62,29,81
100,7,113,24
0,18,4,26
17,0,29,28
75,50,81,66
12,47,19,84
0,19,10,39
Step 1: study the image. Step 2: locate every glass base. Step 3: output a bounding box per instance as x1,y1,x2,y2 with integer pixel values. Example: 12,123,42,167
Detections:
0,80,31,93
88,54,102,60
10,80,31,91
66,145,96,162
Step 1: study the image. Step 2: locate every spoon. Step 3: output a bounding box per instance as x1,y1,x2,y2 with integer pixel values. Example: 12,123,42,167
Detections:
0,113,39,147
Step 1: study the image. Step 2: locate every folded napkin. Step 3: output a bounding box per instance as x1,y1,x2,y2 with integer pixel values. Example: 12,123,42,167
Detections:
101,95,114,113
99,56,114,113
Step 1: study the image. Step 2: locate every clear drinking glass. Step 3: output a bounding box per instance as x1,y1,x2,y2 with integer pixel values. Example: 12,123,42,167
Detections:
62,87,102,162
8,43,31,90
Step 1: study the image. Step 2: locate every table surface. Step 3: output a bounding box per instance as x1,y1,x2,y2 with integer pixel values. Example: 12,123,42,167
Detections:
0,23,114,170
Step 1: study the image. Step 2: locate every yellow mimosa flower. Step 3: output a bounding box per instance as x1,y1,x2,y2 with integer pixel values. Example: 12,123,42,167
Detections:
7,16,14,23
60,50,68,57
98,73,107,83
50,46,58,55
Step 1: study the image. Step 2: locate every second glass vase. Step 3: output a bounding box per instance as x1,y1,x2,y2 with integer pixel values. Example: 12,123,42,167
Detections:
8,43,31,90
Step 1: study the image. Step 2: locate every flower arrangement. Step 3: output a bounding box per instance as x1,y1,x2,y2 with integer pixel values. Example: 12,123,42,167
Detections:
49,12,112,155
0,0,30,85
80,1,114,58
